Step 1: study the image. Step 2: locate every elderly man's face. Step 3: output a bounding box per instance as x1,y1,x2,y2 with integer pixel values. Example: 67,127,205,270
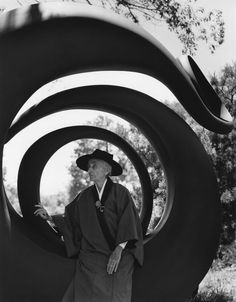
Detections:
88,159,109,183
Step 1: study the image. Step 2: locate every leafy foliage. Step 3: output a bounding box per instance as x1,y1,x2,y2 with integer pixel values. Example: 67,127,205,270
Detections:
67,64,236,239
1,0,225,56
209,63,236,248
188,291,234,302
1,0,234,268
75,0,225,55
212,241,236,270
211,63,236,117
67,115,166,229
192,265,236,302
4,183,21,215
41,192,69,215
164,61,236,250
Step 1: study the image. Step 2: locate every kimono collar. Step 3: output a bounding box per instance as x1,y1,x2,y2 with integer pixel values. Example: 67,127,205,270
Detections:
92,177,115,250
95,178,108,200
92,177,113,209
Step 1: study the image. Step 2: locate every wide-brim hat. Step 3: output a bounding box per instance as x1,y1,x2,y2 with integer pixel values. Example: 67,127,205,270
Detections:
76,149,123,176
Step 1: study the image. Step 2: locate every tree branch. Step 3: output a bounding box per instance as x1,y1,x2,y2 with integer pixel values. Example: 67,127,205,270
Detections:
126,5,139,23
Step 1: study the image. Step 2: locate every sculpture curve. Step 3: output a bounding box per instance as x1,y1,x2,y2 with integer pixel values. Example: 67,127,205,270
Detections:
0,3,232,134
3,86,221,301
0,3,230,302
17,125,153,241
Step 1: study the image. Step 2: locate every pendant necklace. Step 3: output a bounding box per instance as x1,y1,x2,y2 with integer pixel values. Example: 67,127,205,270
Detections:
95,200,105,212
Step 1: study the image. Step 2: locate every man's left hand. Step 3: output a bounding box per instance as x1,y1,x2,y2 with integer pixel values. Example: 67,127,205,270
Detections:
107,245,123,274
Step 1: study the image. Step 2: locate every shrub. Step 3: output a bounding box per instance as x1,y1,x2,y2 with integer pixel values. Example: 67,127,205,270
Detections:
189,290,234,302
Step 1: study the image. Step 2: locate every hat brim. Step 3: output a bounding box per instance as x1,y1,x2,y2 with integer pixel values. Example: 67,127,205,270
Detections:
76,154,123,176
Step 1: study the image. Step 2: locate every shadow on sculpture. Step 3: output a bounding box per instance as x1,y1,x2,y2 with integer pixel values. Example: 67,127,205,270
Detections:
0,3,233,302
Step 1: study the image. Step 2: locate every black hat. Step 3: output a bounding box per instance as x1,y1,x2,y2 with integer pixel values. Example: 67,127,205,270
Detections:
76,149,123,176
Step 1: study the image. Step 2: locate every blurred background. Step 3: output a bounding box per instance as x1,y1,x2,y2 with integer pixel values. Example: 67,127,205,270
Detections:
1,0,235,301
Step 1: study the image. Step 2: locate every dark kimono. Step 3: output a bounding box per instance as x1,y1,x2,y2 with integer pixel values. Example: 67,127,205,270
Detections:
53,178,143,302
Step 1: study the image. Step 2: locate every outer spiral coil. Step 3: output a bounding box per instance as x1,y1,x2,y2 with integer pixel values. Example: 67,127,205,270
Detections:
0,3,233,302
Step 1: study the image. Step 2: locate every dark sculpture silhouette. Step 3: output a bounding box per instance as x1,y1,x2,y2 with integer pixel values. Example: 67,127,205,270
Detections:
0,3,233,302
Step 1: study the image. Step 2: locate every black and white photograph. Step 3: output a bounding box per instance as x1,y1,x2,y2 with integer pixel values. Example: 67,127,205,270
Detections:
0,0,235,301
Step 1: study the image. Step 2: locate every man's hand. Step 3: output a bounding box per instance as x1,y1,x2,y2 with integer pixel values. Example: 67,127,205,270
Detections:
34,204,51,221
107,245,123,274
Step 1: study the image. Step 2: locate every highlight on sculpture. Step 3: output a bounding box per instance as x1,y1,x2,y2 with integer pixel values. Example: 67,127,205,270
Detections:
0,2,233,302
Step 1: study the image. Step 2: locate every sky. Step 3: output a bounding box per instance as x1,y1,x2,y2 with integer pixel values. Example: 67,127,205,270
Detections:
143,0,236,76
1,0,235,196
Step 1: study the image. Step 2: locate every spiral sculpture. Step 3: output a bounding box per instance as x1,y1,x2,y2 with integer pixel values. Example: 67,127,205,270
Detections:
0,3,233,302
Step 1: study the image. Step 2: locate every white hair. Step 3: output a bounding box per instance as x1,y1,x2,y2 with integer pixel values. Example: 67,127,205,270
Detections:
88,158,112,177
99,160,112,177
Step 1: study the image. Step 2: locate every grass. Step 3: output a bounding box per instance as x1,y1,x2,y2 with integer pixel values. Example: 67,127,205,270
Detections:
187,266,236,302
189,291,234,302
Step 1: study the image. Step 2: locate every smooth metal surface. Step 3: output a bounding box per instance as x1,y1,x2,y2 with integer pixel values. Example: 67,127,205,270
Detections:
0,3,225,302
0,3,232,134
17,125,153,242
4,86,221,301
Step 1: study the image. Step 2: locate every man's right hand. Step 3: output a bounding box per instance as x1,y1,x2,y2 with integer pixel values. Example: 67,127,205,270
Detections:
34,204,51,221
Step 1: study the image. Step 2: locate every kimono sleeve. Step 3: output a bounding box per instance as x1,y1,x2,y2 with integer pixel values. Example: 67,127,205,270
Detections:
115,187,144,266
52,197,81,258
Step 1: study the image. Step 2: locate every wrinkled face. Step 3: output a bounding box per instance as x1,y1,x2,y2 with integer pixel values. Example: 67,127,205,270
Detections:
88,159,111,183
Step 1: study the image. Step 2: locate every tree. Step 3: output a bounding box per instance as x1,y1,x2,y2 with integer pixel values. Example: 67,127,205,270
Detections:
2,167,21,215
209,63,236,248
1,0,224,55
67,115,166,229
211,63,236,117
68,116,121,199
41,192,68,215
80,0,224,55
120,122,167,229
166,90,235,249
67,116,144,208
165,63,236,265
3,165,68,216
